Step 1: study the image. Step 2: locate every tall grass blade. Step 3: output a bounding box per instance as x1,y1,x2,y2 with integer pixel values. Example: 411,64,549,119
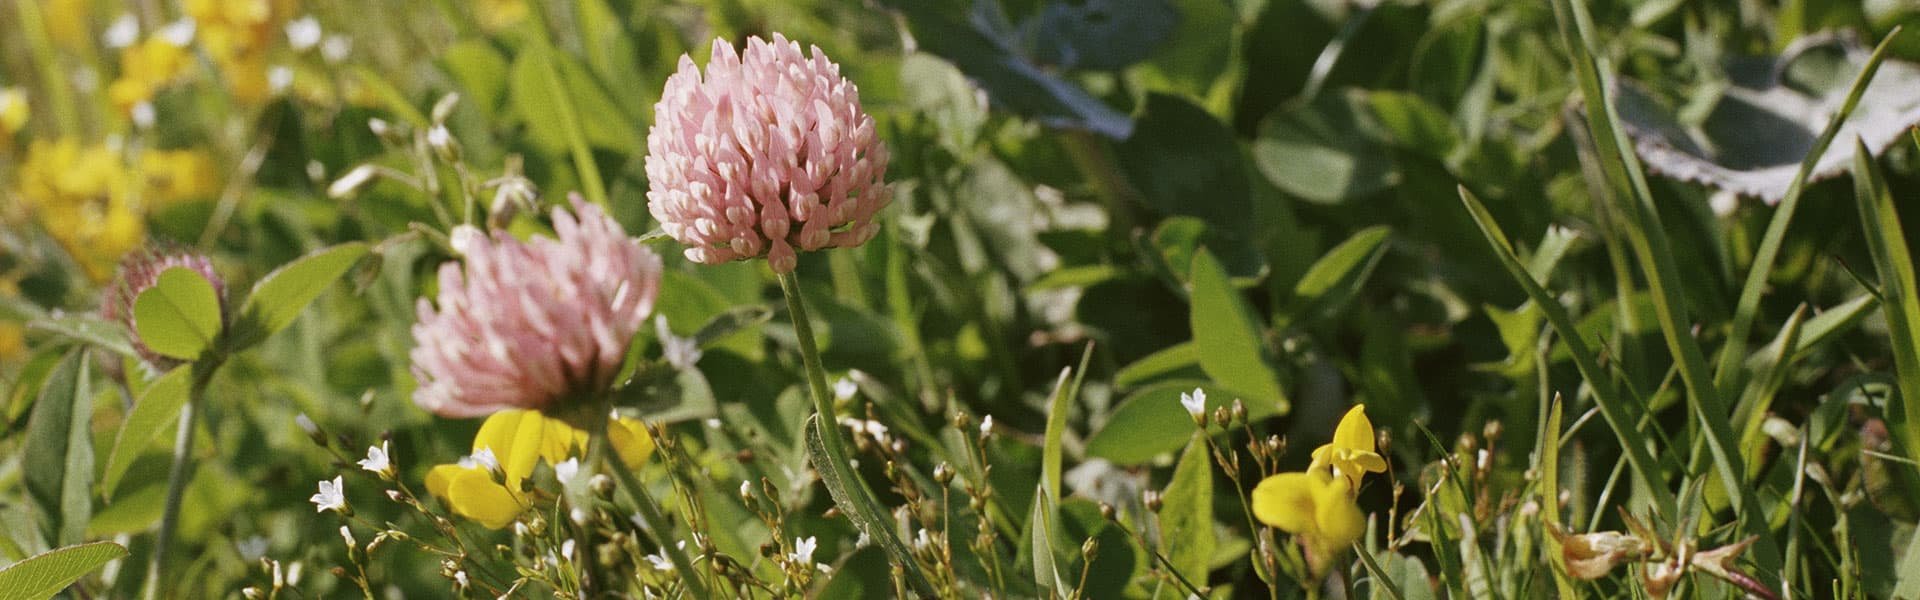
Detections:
1851,135,1920,468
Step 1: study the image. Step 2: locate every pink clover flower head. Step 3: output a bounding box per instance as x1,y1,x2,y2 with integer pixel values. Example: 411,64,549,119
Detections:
645,33,891,273
410,198,663,418
103,246,226,370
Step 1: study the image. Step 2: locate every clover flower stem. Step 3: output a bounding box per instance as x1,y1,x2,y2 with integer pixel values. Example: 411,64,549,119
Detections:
144,361,216,600
777,270,855,466
593,414,711,599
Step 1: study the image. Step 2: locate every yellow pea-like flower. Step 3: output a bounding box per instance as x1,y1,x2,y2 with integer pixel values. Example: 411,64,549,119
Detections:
1309,404,1387,491
1251,470,1366,562
0,88,27,138
425,409,654,529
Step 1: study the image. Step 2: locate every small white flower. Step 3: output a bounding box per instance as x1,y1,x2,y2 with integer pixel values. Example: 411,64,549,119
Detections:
1180,388,1207,419
285,16,322,52
855,532,872,548
338,525,356,548
295,413,318,435
426,125,453,153
740,479,753,498
321,35,351,63
790,536,819,566
235,536,269,561
644,550,674,571
833,377,858,401
160,18,196,46
453,570,469,589
357,441,392,477
130,102,156,130
980,415,993,436
570,507,589,526
704,418,723,428
656,316,703,369
286,562,303,585
310,477,346,513
560,539,576,560
469,447,499,472
268,66,293,95
104,14,139,48
553,457,580,484
913,529,932,551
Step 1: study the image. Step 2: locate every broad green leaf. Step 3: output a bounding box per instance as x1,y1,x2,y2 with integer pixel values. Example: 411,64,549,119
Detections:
802,416,936,597
1117,94,1263,277
132,268,224,360
231,242,369,350
1086,381,1275,465
1285,225,1392,328
1138,0,1238,104
0,541,127,600
1853,135,1920,466
1365,90,1460,160
100,366,193,499
1897,519,1920,599
1114,342,1199,388
1159,432,1214,585
1252,91,1398,204
1189,248,1285,408
23,352,92,547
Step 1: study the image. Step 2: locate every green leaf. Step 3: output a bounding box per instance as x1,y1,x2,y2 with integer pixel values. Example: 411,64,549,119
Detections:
1041,344,1093,507
0,541,127,600
1897,520,1920,599
1853,135,1920,467
23,352,92,547
509,45,639,154
1365,90,1460,160
1284,225,1392,328
1114,341,1199,388
1189,248,1286,408
1252,91,1399,204
1086,381,1276,465
100,366,193,499
1116,94,1263,277
802,416,937,597
231,242,369,350
132,268,224,360
441,39,510,121
1158,433,1214,584
1029,487,1067,597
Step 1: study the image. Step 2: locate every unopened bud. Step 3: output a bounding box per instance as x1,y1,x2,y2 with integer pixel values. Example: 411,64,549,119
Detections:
1231,399,1247,424
430,93,461,124
1143,490,1163,512
1099,502,1116,521
933,463,955,485
1080,538,1099,559
328,165,379,199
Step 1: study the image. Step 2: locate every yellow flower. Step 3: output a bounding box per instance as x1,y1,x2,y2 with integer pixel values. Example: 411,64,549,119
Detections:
17,139,142,281
139,149,221,207
425,410,653,529
185,0,296,104
1309,405,1387,491
0,320,23,364
108,37,194,113
1251,470,1365,561
0,88,27,137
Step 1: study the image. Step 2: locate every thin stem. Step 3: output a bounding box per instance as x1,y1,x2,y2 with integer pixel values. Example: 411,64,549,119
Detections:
777,270,849,461
144,367,212,600
594,420,712,599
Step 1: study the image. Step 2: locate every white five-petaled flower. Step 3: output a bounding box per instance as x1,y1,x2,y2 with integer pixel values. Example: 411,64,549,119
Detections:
1180,388,1207,420
656,316,703,369
790,535,819,567
357,441,392,477
310,477,346,513
833,377,858,401
644,550,674,571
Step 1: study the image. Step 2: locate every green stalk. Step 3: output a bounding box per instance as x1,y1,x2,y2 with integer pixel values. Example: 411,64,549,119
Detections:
591,414,711,599
13,0,80,136
143,365,214,600
778,271,852,470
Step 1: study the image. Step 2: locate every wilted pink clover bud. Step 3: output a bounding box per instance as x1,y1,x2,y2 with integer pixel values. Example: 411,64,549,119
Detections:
103,247,226,371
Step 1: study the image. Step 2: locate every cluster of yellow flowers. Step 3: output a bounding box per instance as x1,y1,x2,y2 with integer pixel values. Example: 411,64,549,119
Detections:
107,36,196,114
186,0,300,104
426,409,654,529
16,139,220,280
1251,405,1386,571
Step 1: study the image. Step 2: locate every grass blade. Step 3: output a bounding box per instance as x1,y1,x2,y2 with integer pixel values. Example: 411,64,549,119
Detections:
1851,135,1920,467
1457,186,1676,516
1714,27,1906,395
